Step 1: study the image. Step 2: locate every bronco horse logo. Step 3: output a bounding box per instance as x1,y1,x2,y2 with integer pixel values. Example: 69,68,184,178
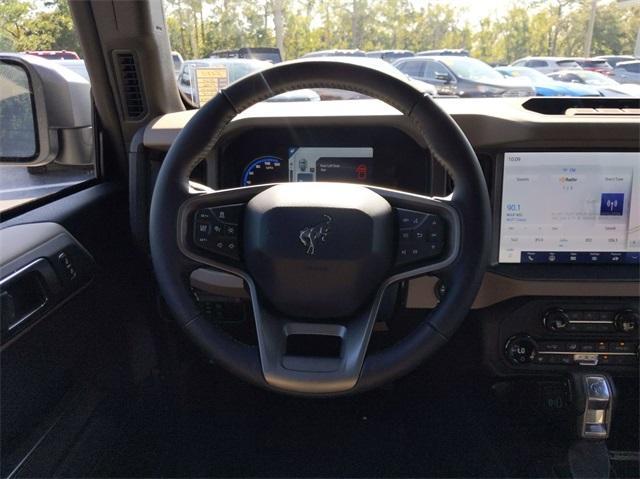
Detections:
299,215,332,255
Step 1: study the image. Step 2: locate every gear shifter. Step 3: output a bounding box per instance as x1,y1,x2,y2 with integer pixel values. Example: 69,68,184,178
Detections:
565,373,615,479
573,374,614,439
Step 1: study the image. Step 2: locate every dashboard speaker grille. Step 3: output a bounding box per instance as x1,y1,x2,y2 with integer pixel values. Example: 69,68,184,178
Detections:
114,51,146,120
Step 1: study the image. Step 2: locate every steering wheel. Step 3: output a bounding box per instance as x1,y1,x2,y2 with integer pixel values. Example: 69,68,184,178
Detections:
150,59,491,395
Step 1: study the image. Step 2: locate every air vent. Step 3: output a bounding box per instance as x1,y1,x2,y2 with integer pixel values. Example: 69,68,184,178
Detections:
114,51,146,120
522,97,640,115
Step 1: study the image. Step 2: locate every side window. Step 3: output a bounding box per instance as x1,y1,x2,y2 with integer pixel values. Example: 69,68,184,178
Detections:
623,63,640,73
526,60,547,68
179,70,191,86
424,62,448,80
400,61,425,77
0,1,96,216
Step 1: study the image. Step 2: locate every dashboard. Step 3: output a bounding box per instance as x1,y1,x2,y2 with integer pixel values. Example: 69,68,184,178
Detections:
140,97,639,378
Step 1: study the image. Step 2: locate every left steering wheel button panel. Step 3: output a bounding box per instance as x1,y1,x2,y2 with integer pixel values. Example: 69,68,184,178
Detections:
193,205,243,260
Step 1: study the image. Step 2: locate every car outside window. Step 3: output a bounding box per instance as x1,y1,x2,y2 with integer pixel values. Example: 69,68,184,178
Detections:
526,60,548,68
440,57,504,82
0,1,96,215
623,63,639,73
397,60,424,77
424,61,449,80
557,60,581,68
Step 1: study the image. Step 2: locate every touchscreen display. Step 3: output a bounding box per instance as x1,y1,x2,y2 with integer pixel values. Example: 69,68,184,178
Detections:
288,147,373,183
499,152,640,264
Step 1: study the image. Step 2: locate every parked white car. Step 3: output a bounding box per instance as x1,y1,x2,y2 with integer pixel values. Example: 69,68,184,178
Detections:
547,70,639,97
610,60,640,85
510,57,582,74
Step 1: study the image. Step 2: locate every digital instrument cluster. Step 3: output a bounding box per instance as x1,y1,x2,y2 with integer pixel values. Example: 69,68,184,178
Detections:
242,147,374,186
219,127,430,194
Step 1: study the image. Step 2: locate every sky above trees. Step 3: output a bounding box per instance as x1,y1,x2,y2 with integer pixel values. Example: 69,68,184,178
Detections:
1,0,638,65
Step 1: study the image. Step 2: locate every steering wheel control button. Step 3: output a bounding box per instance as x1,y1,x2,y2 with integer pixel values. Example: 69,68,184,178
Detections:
397,208,428,228
195,209,214,222
194,222,211,245
395,208,445,266
211,205,242,224
193,205,243,260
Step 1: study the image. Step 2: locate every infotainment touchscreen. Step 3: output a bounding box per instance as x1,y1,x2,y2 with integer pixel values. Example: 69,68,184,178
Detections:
499,152,640,264
288,147,373,183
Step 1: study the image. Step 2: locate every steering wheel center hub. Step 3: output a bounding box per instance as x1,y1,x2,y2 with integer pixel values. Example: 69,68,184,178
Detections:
243,183,394,318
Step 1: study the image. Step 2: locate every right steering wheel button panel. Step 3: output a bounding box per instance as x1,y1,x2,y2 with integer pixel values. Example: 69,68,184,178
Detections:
395,208,445,266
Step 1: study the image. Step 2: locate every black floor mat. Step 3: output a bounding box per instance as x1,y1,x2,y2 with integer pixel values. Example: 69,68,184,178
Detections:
85,364,511,478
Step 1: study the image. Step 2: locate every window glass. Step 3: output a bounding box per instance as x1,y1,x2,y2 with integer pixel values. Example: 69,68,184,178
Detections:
526,60,548,68
424,62,448,80
440,57,504,81
0,63,37,159
399,61,424,77
0,1,96,215
623,63,640,73
556,60,581,68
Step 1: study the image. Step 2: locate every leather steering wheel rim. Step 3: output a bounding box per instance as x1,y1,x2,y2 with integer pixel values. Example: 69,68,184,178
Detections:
149,59,491,395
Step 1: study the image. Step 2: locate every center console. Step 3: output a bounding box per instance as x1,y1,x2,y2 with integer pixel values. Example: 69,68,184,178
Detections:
482,151,639,377
499,300,638,371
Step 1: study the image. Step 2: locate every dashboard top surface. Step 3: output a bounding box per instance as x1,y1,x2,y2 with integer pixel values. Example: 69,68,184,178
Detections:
143,98,640,151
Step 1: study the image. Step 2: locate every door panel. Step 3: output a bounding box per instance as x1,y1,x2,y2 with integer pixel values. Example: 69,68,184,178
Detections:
0,184,152,477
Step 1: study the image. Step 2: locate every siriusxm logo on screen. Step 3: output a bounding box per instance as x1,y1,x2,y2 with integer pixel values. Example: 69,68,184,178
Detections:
600,193,624,216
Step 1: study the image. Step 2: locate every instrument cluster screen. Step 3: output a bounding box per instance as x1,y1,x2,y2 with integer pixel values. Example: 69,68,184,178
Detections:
499,152,640,264
288,147,373,183
224,126,429,194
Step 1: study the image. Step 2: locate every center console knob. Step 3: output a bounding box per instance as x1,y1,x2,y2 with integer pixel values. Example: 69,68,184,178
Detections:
615,309,638,333
505,335,537,365
544,308,569,331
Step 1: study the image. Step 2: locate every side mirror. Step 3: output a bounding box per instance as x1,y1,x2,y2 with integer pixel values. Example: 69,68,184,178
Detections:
435,71,452,82
0,54,92,167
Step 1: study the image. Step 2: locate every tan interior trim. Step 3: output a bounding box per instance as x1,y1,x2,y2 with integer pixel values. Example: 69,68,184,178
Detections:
406,273,640,310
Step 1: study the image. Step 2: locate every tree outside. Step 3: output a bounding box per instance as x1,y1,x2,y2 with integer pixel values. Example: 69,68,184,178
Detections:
0,0,638,64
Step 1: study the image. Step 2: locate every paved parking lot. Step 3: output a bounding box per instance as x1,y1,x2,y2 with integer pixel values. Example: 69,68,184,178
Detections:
0,164,94,213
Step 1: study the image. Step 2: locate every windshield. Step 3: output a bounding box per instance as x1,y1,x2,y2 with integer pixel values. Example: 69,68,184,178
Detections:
499,67,550,82
556,60,581,68
159,0,638,101
440,57,504,82
574,70,618,86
